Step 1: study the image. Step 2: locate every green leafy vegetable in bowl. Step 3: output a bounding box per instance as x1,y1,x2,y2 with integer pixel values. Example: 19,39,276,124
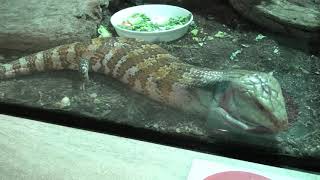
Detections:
118,13,191,32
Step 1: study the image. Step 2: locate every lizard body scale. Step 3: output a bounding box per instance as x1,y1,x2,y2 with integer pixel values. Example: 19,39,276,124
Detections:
0,37,288,133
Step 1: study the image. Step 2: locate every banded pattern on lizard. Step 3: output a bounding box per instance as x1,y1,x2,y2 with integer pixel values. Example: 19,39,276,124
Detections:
0,37,288,133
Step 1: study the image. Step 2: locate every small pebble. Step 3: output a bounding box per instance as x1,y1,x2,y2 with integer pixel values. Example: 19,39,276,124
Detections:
89,93,98,98
93,98,101,104
300,67,310,74
153,124,159,129
241,44,250,48
273,47,280,55
59,96,71,108
206,15,215,20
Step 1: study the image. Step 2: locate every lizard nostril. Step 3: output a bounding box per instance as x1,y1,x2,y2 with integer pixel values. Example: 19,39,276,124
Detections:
255,102,265,111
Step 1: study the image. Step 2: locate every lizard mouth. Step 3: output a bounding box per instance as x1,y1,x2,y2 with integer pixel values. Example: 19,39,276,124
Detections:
222,111,274,134
217,90,278,133
246,126,273,133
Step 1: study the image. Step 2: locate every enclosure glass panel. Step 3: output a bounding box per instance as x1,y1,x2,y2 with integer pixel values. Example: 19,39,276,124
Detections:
0,0,319,160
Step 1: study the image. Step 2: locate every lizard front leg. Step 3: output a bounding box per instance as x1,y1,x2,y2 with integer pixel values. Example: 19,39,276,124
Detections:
79,58,90,91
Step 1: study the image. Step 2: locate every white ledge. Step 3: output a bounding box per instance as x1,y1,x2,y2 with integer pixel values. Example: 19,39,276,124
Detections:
0,114,318,179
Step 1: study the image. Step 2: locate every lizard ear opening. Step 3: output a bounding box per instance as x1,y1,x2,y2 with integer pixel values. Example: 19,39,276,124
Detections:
211,81,232,100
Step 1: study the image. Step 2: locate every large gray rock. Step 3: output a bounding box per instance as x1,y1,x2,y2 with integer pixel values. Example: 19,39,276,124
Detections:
0,0,109,53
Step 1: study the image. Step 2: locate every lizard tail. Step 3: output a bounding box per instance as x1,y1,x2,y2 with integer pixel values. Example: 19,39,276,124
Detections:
0,43,82,80
0,51,50,79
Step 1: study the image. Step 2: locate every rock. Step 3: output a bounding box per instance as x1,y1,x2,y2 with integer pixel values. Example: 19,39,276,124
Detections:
59,96,71,108
0,0,109,53
228,0,320,39
89,93,98,98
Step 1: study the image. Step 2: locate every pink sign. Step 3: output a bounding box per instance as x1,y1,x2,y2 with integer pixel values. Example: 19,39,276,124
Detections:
204,171,270,180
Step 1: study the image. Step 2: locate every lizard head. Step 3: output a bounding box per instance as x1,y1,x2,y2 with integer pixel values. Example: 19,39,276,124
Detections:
211,71,288,133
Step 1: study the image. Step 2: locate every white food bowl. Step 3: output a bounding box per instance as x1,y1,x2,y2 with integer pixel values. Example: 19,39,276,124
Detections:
110,4,193,42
